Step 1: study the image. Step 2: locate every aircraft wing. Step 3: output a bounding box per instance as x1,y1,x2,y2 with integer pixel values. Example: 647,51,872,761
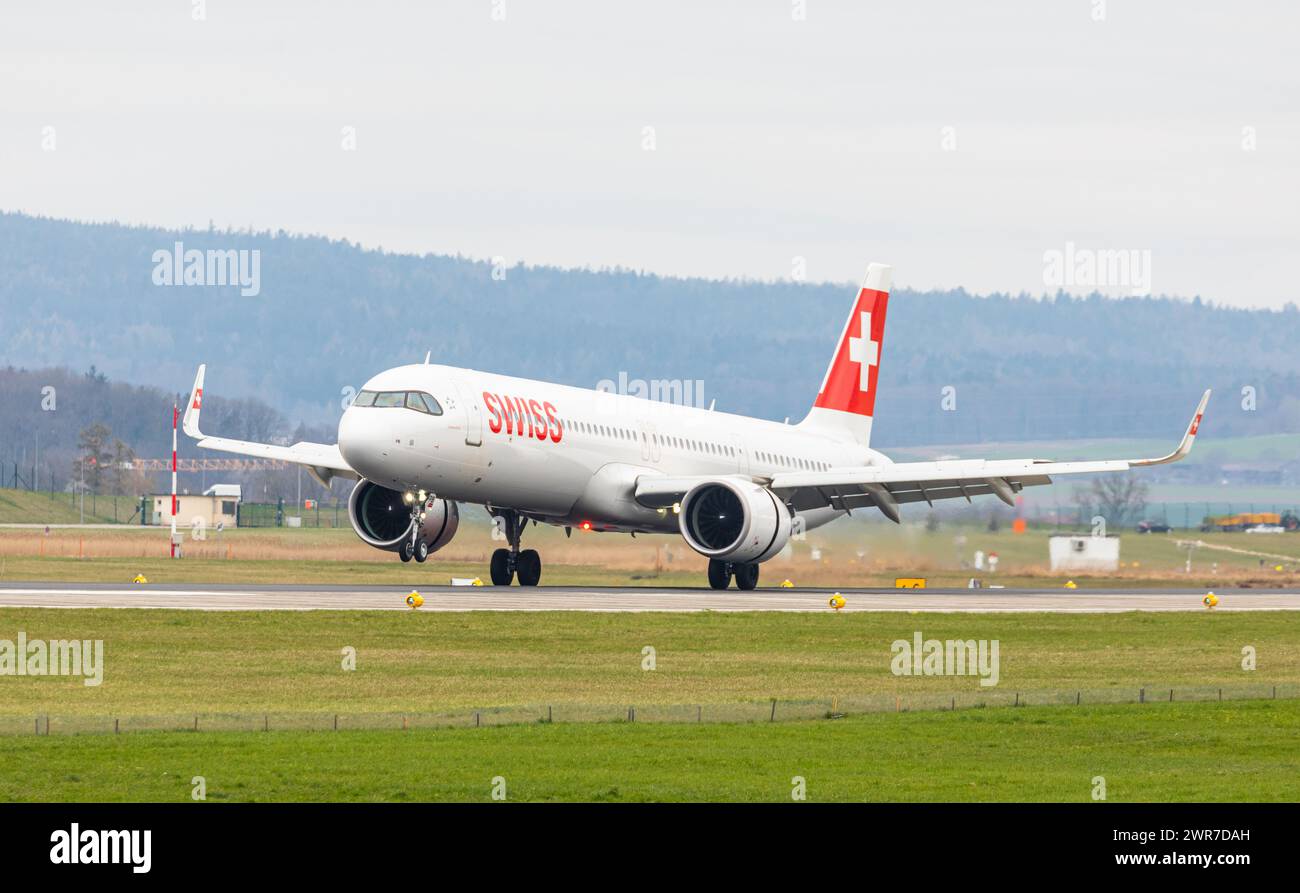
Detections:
182,365,358,485
635,390,1209,521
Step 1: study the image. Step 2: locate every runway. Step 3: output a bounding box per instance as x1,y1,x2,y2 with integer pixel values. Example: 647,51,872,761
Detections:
0,582,1297,612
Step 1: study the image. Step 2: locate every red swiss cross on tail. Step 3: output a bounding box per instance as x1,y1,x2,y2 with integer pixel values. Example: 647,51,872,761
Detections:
798,262,892,447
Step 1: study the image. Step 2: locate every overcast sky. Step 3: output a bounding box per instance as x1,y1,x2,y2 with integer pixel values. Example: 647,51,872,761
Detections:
2,1,1296,308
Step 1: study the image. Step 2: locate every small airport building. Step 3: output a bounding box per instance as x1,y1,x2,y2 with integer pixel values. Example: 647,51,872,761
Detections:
1048,534,1121,572
148,484,241,529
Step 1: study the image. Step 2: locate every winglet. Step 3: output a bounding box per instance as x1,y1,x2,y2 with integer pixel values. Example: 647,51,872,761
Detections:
1131,389,1210,467
182,364,206,439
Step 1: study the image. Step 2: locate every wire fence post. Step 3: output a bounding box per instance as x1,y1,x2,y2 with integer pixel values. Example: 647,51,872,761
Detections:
770,699,776,722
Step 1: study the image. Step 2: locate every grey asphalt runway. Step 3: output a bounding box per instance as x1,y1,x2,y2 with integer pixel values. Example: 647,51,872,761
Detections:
0,582,1296,612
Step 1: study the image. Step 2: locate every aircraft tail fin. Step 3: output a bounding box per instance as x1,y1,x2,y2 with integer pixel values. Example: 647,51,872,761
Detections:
798,262,892,447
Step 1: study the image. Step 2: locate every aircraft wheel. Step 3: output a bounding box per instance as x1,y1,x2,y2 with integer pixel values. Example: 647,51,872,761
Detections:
414,540,429,563
399,541,414,563
489,548,514,586
735,562,760,591
707,559,732,590
516,549,542,586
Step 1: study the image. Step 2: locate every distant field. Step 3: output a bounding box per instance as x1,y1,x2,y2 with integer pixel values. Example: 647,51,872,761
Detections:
2,512,1299,588
0,608,1295,718
3,700,1296,802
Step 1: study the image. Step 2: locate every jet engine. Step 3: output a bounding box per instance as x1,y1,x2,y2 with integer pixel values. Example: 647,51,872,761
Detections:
678,479,792,564
348,479,459,554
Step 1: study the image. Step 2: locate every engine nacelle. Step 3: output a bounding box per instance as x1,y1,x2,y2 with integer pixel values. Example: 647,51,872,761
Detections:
678,479,792,564
347,479,459,554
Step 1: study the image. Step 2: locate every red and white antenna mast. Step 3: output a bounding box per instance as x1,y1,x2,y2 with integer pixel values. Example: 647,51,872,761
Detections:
170,401,179,558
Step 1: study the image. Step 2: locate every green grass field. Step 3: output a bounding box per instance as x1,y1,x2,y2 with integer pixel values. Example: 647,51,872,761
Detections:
0,488,133,524
2,700,1296,801
1,608,1296,716
3,608,1297,802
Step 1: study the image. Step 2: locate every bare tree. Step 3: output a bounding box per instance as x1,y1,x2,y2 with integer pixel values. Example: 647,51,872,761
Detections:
109,439,149,496
74,423,113,494
1074,473,1149,529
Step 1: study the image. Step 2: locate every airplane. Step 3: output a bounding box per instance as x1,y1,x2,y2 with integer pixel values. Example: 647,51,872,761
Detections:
181,262,1210,589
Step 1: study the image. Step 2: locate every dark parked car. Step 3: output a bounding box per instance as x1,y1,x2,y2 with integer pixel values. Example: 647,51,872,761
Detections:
1136,520,1171,533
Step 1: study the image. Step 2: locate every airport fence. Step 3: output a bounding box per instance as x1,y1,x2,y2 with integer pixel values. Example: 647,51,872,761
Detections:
235,500,349,529
3,682,1294,737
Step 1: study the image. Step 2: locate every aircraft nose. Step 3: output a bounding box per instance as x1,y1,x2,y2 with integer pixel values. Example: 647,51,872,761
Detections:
338,408,390,473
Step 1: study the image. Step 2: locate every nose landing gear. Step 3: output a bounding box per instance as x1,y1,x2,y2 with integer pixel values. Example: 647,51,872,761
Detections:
399,494,433,563
489,509,542,586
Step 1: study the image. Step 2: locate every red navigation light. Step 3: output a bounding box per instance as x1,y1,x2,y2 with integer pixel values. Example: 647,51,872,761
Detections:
579,521,592,531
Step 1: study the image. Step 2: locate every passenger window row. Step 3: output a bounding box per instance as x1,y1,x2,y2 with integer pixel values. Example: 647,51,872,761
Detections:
757,451,829,472
561,418,735,457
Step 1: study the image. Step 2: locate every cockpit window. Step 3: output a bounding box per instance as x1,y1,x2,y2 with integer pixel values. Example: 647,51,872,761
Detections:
372,392,405,408
355,390,444,415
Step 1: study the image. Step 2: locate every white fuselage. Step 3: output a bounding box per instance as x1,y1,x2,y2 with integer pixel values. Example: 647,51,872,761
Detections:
337,364,886,535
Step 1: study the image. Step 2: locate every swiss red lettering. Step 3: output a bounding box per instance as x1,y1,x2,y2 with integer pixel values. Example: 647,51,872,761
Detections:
482,392,563,444
483,392,502,434
528,399,548,441
544,402,562,443
516,396,535,437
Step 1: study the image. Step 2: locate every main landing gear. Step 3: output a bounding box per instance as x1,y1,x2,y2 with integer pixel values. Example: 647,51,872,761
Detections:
489,509,542,587
708,558,760,591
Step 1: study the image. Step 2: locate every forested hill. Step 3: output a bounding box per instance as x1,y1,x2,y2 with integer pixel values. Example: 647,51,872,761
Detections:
2,210,1298,449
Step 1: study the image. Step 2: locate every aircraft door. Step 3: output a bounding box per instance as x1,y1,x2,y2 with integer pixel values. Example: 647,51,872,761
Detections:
453,380,483,447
